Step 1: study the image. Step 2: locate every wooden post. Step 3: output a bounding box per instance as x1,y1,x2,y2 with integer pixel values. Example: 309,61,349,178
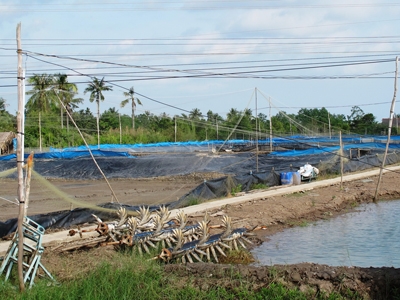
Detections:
174,117,177,143
216,118,219,140
22,70,25,149
374,56,399,201
255,88,259,172
269,97,273,152
339,131,344,189
328,112,331,139
39,112,42,152
16,22,26,292
119,113,122,144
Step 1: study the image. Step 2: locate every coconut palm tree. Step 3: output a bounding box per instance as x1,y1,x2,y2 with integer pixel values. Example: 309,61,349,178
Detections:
0,97,6,112
84,77,113,148
53,74,83,129
26,74,56,113
226,108,239,124
121,87,142,129
189,108,202,120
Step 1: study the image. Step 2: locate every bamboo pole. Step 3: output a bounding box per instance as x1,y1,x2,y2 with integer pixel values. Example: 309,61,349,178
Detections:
119,113,122,144
255,88,259,172
339,131,344,189
16,22,25,292
39,112,42,152
328,112,331,139
269,97,272,152
374,56,399,201
174,117,177,143
55,92,121,203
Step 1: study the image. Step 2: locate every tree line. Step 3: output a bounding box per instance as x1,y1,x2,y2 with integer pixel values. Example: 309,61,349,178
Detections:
0,73,392,149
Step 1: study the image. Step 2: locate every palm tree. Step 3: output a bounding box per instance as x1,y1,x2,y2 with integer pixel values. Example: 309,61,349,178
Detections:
84,77,113,148
64,96,84,131
226,108,239,124
53,74,83,129
121,87,142,129
189,108,202,120
0,97,6,112
26,74,56,113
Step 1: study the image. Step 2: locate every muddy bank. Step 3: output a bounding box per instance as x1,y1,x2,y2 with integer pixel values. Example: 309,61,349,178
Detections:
38,170,400,298
164,262,400,299
6,168,400,298
162,170,400,298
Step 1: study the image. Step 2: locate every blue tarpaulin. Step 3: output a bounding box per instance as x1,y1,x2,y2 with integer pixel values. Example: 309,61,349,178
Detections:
0,150,133,161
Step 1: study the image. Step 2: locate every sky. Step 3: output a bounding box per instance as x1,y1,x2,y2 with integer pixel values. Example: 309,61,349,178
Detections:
1,0,400,124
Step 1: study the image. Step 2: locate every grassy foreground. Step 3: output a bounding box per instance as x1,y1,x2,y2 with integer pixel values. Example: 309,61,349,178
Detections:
0,252,361,300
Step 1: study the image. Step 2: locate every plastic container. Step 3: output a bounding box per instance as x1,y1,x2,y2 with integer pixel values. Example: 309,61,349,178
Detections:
280,172,293,185
292,172,301,185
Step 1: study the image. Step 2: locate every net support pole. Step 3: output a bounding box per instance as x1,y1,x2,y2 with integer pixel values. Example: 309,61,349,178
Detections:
339,131,343,189
374,56,399,202
269,97,272,152
16,22,26,292
255,88,259,172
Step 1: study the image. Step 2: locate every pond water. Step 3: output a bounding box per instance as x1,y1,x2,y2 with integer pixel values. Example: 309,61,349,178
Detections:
251,200,400,268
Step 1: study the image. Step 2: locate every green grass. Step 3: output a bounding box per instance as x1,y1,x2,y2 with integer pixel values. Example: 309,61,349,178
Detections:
0,252,362,300
231,184,242,196
250,183,268,190
287,220,310,227
187,197,200,206
285,191,306,198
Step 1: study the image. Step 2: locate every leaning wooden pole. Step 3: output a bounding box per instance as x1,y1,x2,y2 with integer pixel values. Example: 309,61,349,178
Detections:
374,56,399,202
339,131,344,189
16,22,26,292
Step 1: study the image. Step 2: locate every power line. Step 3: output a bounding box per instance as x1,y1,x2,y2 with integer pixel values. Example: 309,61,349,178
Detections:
24,51,396,80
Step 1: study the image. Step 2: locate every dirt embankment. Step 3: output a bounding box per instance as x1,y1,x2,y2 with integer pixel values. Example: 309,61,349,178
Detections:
35,170,400,298
176,170,400,298
2,168,400,298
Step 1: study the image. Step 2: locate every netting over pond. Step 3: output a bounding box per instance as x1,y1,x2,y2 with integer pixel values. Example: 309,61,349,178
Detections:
1,136,400,236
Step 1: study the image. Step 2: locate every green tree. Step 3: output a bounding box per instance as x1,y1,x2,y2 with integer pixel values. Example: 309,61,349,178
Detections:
297,107,331,133
26,74,56,113
53,74,83,130
240,108,253,132
206,110,223,140
347,106,365,133
121,87,142,130
73,108,97,134
84,77,113,148
0,97,15,131
189,108,203,120
356,113,377,135
226,108,240,125
0,97,6,112
99,107,120,131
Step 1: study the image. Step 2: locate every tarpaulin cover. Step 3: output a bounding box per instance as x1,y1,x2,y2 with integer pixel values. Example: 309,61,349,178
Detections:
0,203,162,238
169,170,281,209
0,150,133,161
2,137,400,237
0,170,281,237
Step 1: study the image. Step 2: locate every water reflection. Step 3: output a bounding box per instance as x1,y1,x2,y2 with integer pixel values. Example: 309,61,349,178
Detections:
252,200,400,267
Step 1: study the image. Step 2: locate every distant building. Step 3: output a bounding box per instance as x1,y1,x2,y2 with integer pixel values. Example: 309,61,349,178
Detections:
0,132,15,155
381,118,400,128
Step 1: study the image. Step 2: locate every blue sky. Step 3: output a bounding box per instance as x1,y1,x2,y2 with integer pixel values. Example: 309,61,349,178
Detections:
1,0,400,123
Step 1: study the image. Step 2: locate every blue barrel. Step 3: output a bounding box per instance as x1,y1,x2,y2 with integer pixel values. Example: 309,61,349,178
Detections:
292,172,301,185
280,172,293,185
